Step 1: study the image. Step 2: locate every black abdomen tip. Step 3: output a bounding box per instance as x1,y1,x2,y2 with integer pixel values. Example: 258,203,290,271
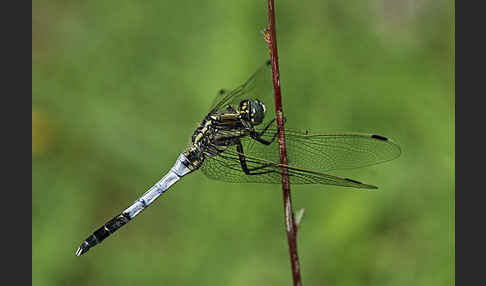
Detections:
371,134,388,141
75,241,91,256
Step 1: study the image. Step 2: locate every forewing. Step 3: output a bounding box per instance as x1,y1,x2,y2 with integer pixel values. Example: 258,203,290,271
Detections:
201,63,400,187
241,129,402,172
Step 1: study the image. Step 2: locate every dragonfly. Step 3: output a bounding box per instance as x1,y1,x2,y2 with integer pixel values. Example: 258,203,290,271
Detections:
75,60,401,256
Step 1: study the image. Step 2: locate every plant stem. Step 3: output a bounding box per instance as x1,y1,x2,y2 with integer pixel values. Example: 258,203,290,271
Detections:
266,1,302,285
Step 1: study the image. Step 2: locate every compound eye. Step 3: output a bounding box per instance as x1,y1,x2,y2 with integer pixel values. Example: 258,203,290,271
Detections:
257,100,266,113
250,100,265,125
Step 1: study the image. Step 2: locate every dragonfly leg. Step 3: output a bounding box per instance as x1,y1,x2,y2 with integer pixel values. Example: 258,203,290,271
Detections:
250,117,286,145
236,139,276,175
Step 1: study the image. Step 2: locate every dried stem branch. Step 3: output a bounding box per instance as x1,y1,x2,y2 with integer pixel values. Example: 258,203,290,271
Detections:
265,1,302,285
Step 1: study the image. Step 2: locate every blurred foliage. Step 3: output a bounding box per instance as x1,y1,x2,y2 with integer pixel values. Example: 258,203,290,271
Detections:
33,0,454,285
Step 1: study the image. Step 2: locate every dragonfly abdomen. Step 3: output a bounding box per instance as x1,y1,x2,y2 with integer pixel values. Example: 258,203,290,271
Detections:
75,152,197,256
75,213,130,256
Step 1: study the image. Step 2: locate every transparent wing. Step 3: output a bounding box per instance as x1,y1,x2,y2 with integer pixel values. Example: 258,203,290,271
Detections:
208,60,275,125
201,62,400,188
200,147,378,189
242,129,401,172
200,129,401,188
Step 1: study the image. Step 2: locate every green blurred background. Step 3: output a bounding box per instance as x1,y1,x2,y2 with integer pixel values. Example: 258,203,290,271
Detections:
32,0,454,285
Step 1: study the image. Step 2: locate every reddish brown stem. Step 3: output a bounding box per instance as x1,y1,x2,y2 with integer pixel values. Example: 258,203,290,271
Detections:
266,1,302,285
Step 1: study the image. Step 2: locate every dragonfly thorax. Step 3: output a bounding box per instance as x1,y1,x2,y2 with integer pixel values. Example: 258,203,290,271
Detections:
238,99,266,126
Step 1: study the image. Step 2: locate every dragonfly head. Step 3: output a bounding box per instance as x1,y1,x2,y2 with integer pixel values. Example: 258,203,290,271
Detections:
238,99,266,125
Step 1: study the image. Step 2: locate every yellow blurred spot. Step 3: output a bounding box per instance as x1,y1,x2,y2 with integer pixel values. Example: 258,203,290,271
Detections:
32,109,52,156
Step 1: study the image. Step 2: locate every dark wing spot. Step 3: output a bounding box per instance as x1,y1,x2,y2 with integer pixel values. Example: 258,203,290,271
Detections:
371,134,388,141
265,59,271,66
219,89,226,95
345,178,363,184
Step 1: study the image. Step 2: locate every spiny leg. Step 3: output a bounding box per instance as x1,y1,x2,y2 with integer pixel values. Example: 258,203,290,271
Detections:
236,139,276,175
250,117,286,145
